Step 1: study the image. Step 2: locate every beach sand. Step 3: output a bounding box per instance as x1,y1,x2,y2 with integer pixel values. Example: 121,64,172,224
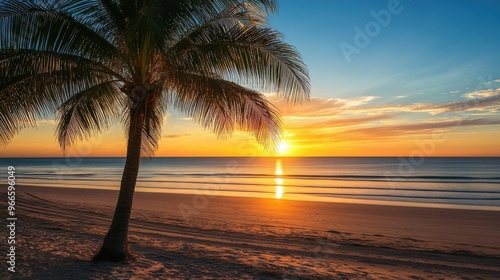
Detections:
1,185,499,279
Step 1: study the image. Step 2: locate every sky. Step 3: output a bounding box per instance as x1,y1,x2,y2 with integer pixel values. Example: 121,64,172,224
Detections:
3,0,500,157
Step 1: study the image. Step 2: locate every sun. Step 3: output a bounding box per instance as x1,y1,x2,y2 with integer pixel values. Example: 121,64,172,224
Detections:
278,141,290,155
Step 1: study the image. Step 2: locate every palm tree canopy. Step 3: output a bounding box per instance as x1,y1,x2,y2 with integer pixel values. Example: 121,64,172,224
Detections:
0,0,310,154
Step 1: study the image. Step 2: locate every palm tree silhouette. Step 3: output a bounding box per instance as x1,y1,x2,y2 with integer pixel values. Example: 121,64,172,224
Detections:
0,0,310,261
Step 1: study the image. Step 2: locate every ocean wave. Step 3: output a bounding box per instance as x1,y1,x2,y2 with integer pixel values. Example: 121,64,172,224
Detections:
20,177,500,195
147,172,500,184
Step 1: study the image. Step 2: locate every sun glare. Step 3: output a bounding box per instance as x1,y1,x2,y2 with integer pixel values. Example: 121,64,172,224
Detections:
274,160,284,199
278,141,290,155
275,186,284,199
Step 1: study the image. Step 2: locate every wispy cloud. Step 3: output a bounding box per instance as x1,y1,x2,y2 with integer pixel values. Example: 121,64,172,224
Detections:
269,95,379,117
162,133,193,139
267,90,500,148
348,92,500,115
341,118,500,139
295,114,396,129
158,92,500,154
413,93,500,113
464,89,499,99
37,119,57,125
337,96,379,107
285,117,500,144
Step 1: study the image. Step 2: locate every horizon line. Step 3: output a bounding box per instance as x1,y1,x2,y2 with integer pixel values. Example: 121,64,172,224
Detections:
2,156,500,159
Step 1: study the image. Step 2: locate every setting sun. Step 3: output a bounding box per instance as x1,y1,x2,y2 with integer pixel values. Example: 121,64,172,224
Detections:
275,186,284,199
274,160,285,199
278,141,290,155
1,1,500,279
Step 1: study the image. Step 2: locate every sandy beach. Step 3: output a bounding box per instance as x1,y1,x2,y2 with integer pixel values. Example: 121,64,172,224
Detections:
1,185,499,279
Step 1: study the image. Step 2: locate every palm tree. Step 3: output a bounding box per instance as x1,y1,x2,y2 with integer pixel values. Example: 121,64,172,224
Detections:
0,0,310,261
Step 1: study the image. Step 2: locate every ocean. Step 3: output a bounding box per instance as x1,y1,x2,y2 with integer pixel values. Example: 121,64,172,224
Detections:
2,157,500,210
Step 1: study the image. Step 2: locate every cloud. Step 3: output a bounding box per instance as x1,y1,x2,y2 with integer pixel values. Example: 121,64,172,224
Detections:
271,97,345,117
37,119,57,125
348,93,500,115
162,133,193,139
268,90,500,147
413,93,500,113
341,118,500,138
285,117,500,144
162,92,500,149
336,96,379,107
298,114,396,129
396,96,406,99
464,89,499,99
268,95,379,117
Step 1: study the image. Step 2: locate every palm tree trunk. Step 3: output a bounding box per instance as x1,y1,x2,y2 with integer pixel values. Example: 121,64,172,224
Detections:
93,105,145,262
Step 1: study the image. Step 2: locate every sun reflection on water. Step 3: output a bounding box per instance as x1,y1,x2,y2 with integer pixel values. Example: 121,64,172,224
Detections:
275,159,284,199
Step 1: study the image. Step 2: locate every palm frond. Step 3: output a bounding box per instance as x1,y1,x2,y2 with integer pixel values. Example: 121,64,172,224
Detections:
56,81,123,149
0,93,36,146
56,0,125,48
122,0,276,58
0,0,310,157
167,24,310,103
0,0,123,66
0,49,126,81
0,67,118,148
164,2,271,53
166,71,282,151
1,59,117,114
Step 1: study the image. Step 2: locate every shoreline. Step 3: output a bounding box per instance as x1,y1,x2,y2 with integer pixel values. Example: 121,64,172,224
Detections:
15,185,500,255
19,183,500,212
3,156,500,158
2,184,499,279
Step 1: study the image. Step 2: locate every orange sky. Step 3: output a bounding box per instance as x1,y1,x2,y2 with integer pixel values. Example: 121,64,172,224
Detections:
2,1,500,158
3,93,500,157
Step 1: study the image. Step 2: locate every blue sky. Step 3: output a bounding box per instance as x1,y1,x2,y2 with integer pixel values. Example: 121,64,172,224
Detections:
270,0,500,103
5,0,500,157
